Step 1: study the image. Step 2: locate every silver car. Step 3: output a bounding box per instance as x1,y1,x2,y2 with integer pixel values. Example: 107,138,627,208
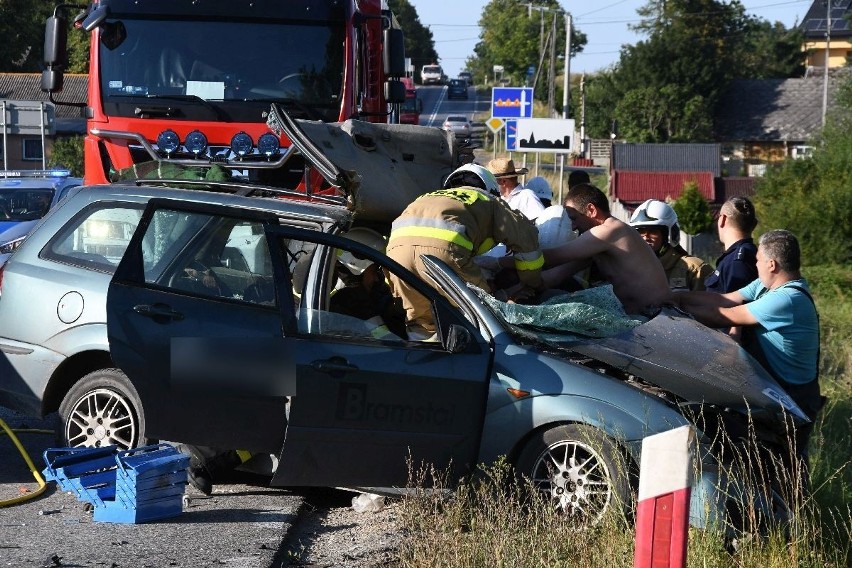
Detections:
0,116,806,527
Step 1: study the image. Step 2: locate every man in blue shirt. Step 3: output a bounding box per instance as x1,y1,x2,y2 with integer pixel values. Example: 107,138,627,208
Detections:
704,197,758,293
670,230,821,475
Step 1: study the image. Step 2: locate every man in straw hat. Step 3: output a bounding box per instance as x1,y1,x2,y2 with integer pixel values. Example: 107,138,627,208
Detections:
487,157,544,220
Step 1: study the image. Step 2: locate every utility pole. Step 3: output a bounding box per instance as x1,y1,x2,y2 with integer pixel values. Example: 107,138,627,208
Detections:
822,0,832,126
548,12,556,116
562,13,571,120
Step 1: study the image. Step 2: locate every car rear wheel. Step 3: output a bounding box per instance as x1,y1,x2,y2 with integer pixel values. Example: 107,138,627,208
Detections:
58,368,147,450
515,424,633,525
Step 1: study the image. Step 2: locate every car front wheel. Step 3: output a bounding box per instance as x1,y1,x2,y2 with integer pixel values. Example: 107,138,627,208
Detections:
515,424,634,525
58,368,147,450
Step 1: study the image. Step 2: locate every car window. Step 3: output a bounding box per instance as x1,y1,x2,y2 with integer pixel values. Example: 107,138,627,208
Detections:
0,188,55,221
42,203,145,273
293,237,436,344
139,208,277,306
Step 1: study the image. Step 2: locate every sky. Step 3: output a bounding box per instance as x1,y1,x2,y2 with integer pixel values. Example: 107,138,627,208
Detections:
407,0,816,78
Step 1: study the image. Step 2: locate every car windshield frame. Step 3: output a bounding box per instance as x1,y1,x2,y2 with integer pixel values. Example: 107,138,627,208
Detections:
98,17,345,122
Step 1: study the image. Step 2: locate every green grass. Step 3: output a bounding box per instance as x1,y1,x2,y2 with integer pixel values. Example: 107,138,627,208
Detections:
396,263,852,567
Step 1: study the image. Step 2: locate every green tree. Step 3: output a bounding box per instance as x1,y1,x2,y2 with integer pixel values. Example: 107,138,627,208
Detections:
671,182,713,234
465,0,586,108
583,0,805,142
48,135,84,177
388,0,438,82
0,0,55,71
753,108,852,265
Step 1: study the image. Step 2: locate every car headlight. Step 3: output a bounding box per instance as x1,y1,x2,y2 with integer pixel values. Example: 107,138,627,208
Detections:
0,236,26,255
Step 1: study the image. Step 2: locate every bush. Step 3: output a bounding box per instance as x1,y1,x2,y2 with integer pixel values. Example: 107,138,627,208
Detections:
671,182,713,234
754,122,852,266
48,135,84,178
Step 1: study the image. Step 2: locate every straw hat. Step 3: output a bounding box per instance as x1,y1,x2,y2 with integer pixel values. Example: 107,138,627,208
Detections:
487,157,529,178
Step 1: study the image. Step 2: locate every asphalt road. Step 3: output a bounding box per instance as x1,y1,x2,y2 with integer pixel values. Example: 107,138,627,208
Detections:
0,407,306,568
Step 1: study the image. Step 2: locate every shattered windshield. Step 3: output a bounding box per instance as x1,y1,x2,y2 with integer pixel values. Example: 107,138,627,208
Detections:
98,18,344,122
471,284,647,341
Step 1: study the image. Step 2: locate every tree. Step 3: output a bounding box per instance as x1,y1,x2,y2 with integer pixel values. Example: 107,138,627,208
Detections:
583,0,805,142
0,0,55,71
388,0,439,82
48,136,84,177
671,182,713,234
465,0,586,106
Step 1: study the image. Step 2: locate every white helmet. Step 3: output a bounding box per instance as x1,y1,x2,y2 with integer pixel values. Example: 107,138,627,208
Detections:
338,227,386,275
443,163,500,197
536,205,575,248
525,176,552,203
629,199,680,246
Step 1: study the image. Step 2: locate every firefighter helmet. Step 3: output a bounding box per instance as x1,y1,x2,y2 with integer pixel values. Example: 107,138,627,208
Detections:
629,199,680,246
443,163,500,197
338,227,386,275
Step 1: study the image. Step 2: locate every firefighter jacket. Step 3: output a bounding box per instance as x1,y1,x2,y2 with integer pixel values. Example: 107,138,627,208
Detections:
657,245,713,291
388,187,544,289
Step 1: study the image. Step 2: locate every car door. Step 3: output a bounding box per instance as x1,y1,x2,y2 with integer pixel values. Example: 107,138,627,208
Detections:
269,225,494,488
107,199,295,452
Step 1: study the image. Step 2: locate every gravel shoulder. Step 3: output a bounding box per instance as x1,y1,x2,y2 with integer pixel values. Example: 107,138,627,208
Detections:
275,489,402,568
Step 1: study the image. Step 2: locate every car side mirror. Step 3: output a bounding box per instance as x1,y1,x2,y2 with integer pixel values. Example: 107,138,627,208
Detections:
42,14,68,93
445,324,471,353
383,28,405,77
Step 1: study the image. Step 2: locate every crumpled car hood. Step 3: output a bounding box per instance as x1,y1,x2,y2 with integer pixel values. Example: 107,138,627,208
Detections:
277,110,471,223
554,308,809,422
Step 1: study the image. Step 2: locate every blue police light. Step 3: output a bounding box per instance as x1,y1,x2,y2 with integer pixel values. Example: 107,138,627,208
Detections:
184,130,208,156
156,130,180,155
230,131,254,157
257,132,280,157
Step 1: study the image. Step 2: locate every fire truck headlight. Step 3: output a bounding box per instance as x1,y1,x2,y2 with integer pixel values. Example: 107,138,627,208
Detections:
156,130,180,155
257,133,280,157
184,130,208,156
230,132,254,157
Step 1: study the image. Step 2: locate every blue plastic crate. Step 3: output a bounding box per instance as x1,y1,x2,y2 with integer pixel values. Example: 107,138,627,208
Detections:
42,444,189,524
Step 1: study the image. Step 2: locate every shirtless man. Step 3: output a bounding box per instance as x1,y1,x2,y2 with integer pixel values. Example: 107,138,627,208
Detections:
542,183,670,314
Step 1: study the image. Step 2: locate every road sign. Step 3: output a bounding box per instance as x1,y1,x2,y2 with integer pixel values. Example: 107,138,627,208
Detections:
515,118,575,153
485,117,504,133
491,87,533,119
505,119,517,151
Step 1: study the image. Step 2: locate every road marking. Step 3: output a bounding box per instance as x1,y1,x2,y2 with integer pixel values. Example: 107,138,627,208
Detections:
426,86,447,127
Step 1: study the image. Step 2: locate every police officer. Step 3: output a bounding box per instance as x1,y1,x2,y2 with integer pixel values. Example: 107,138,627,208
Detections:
705,196,758,293
386,163,543,338
629,199,713,291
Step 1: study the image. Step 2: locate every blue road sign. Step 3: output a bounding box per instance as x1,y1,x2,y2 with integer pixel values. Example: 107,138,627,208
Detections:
505,120,517,151
491,87,534,119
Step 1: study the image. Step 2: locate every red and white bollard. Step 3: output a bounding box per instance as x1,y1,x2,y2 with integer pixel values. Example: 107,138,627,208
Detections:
634,425,696,568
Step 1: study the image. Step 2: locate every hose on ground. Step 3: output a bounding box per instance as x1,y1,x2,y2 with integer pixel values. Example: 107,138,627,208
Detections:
0,416,52,507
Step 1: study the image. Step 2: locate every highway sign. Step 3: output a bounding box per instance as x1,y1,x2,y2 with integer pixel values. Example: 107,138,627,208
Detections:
486,117,504,133
515,118,575,153
491,87,533,118
505,120,517,151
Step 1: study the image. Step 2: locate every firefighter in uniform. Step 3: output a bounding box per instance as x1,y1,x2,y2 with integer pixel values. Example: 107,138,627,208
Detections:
386,163,543,337
630,199,712,291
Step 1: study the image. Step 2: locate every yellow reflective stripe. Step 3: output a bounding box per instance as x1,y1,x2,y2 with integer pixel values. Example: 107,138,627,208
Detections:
514,253,544,272
421,188,489,204
370,325,392,339
388,226,474,251
475,237,496,256
235,450,252,463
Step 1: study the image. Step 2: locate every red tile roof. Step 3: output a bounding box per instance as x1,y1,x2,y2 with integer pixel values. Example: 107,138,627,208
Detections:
611,171,715,203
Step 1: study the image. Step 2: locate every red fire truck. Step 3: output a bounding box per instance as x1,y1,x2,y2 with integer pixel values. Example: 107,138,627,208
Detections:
42,0,405,185
399,76,421,125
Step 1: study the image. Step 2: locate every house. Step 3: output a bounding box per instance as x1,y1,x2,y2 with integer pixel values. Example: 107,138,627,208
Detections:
801,0,852,68
0,73,87,170
713,75,843,170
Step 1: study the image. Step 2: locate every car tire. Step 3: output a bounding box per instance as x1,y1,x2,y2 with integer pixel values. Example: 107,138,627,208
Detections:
58,368,148,450
515,424,634,525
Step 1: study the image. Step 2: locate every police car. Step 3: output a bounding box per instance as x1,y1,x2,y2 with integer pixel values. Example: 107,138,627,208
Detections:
0,169,82,266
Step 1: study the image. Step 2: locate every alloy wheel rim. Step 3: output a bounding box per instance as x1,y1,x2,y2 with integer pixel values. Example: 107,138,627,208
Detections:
65,388,137,449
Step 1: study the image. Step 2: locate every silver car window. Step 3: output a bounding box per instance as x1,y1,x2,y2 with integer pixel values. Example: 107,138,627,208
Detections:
42,204,144,273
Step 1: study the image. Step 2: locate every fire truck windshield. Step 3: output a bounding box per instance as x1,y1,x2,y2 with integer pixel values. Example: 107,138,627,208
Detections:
98,18,345,122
